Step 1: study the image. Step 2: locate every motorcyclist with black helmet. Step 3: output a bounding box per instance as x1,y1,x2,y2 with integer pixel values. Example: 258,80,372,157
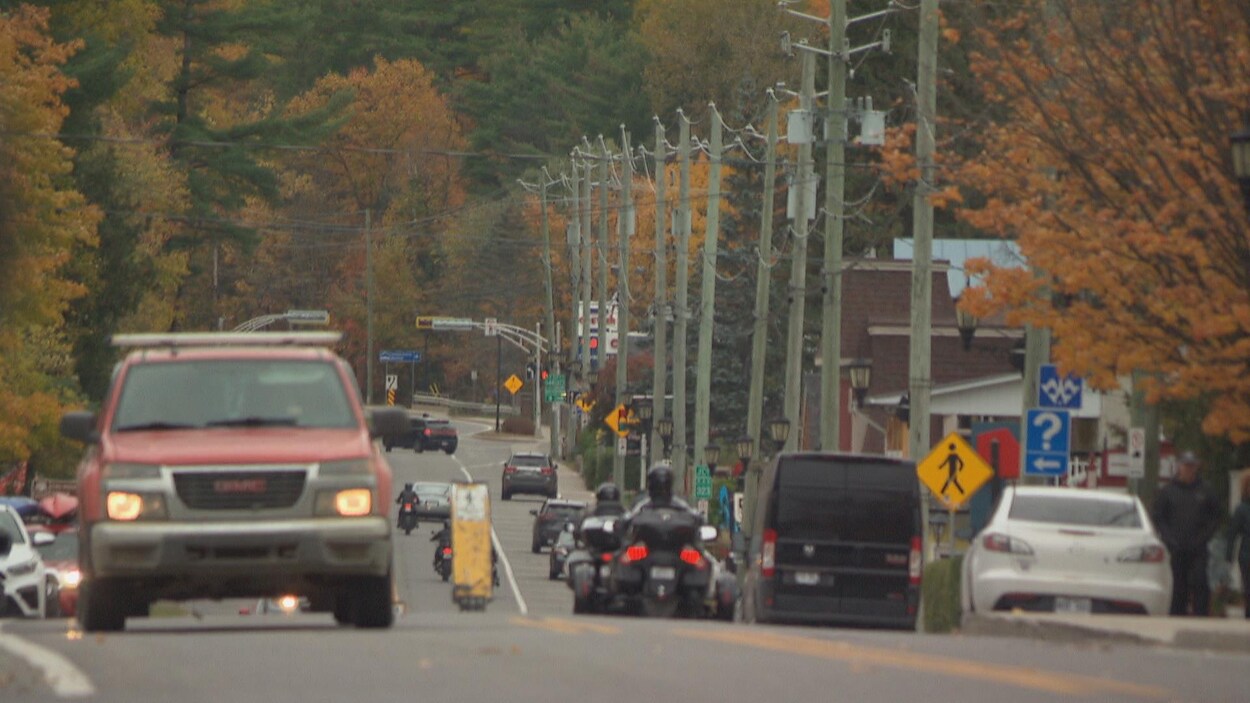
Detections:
626,464,699,518
396,482,420,531
591,482,626,517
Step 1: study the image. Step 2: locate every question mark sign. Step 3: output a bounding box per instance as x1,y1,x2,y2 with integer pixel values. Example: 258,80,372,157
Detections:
1034,413,1062,451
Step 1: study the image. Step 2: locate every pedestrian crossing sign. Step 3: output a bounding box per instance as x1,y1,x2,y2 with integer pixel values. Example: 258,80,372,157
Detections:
917,432,994,510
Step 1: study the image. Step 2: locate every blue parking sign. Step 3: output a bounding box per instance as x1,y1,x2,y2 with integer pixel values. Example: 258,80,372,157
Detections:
1038,364,1082,409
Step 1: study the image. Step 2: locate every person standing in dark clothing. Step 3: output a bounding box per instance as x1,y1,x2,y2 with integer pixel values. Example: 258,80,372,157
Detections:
1224,472,1250,619
1152,451,1222,616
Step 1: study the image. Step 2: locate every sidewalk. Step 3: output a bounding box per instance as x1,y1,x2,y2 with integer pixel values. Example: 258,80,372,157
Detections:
961,611,1250,654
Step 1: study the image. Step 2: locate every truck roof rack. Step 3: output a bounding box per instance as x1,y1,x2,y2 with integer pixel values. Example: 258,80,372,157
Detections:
111,331,343,348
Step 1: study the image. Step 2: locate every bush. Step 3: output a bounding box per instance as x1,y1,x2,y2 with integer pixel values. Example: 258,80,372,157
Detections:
922,554,963,633
500,416,535,435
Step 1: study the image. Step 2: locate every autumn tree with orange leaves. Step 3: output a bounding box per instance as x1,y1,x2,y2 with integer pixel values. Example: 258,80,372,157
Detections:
0,7,98,469
948,1,1250,442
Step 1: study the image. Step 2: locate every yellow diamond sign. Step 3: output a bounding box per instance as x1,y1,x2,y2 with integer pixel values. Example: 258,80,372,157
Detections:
504,374,523,395
603,403,635,438
917,432,994,510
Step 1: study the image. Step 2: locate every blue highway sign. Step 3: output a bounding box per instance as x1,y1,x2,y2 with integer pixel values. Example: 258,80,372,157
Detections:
379,350,422,363
1038,364,1083,409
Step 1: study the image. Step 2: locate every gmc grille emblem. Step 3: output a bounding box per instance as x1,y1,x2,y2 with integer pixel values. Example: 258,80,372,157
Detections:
803,544,816,557
214,478,267,494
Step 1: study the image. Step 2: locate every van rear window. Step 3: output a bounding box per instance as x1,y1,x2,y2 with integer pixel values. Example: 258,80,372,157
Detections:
775,459,917,542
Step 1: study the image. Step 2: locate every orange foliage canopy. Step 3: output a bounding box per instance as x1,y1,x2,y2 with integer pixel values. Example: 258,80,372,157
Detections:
950,1,1250,440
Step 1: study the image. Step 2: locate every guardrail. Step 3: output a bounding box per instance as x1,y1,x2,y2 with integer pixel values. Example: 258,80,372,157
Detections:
411,393,520,417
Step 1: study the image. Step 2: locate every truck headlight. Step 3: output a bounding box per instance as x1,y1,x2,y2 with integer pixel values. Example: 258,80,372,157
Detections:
106,491,168,520
314,488,372,517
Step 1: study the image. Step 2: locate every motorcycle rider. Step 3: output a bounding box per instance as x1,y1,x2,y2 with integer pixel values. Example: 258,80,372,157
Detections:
431,519,451,568
396,482,420,529
591,482,626,517
626,464,699,517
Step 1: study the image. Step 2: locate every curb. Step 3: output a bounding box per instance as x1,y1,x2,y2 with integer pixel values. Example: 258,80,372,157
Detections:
960,612,1250,654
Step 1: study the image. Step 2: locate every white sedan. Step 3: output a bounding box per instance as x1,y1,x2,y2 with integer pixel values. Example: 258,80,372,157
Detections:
0,505,51,619
961,486,1172,616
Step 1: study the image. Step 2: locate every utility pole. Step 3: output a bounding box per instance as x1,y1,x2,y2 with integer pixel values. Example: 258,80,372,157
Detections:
651,120,670,469
365,208,374,405
747,94,779,498
567,161,583,454
580,151,594,387
1129,370,1161,503
673,112,693,493
782,50,816,451
614,129,634,489
540,172,561,458
745,95,779,564
694,105,723,468
597,138,611,381
820,0,849,452
910,0,939,553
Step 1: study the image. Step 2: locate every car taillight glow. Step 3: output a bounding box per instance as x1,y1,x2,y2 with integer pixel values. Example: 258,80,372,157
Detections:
504,465,517,473
679,548,704,566
623,543,648,563
424,428,432,436
761,528,777,578
1117,544,1167,563
334,489,372,516
541,467,554,475
982,532,1034,555
909,536,922,586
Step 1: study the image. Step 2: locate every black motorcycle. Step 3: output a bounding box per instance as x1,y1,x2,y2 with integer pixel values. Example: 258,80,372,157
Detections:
607,507,717,618
398,500,419,535
565,515,621,615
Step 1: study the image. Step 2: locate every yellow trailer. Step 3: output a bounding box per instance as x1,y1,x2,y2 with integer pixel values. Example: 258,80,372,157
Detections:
450,481,493,610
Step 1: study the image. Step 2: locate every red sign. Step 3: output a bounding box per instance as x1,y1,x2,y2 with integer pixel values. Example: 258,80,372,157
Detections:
974,426,1020,480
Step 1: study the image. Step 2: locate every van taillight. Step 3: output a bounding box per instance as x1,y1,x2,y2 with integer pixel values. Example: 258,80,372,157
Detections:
761,528,777,578
909,536,922,586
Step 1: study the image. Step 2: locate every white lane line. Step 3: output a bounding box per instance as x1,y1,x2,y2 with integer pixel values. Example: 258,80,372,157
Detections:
453,457,529,616
0,625,96,698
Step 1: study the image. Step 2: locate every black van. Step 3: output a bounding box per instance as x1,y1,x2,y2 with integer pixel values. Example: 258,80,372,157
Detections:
742,452,923,629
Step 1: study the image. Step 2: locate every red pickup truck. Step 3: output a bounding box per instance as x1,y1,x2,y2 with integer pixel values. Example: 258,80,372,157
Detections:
59,331,409,632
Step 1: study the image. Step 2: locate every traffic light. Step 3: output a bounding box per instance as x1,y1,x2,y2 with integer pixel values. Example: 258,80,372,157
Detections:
589,337,598,351
540,367,549,381
525,363,535,380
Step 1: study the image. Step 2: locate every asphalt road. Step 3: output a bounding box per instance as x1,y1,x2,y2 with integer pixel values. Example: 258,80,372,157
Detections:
2,420,1247,702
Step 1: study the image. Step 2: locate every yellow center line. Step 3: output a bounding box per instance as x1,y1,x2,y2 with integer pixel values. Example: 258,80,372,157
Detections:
672,627,1170,699
508,616,620,636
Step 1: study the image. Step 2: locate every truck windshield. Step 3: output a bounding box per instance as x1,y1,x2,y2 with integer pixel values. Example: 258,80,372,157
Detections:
113,360,356,431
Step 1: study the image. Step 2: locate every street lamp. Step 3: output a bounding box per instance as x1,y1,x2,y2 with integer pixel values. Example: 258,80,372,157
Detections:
704,442,722,476
955,302,978,351
657,416,674,459
735,435,755,492
847,359,872,409
1233,124,1250,212
768,417,791,454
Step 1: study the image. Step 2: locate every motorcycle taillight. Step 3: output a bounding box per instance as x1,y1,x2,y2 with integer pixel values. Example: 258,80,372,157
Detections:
622,543,648,563
442,547,452,556
403,503,412,510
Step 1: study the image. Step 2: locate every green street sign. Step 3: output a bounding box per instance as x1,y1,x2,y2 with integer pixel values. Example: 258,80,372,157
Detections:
694,464,712,500
543,374,567,402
